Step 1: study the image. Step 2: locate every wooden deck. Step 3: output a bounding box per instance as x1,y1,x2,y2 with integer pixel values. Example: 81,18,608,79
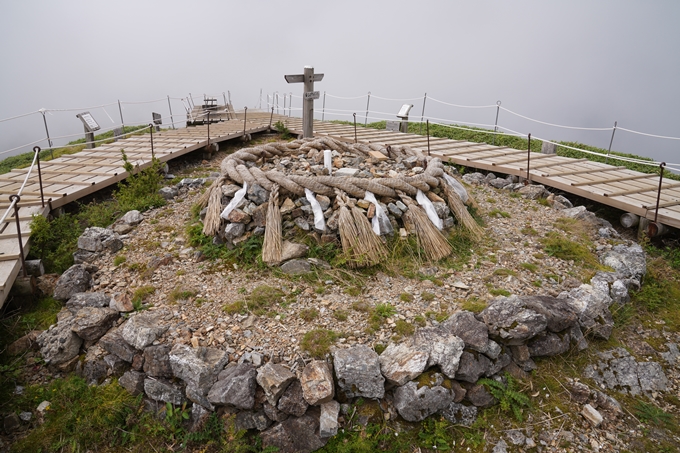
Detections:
263,117,680,227
1,113,677,307
0,114,278,308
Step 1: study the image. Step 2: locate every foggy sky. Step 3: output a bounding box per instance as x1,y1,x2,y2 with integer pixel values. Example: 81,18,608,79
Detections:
1,0,679,164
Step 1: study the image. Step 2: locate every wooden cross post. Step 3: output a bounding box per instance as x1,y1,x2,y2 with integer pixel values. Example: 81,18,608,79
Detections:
284,66,324,138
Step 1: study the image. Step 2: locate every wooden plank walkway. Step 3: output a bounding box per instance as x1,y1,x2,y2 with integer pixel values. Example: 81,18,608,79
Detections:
262,117,680,228
0,113,279,308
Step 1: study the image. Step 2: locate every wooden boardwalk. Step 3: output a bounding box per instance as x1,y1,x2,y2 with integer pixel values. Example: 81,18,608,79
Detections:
1,112,677,307
0,113,277,308
263,117,680,227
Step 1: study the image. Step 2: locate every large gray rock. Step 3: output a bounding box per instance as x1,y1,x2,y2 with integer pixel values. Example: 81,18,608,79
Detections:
411,327,465,378
300,360,334,406
440,402,478,426
121,210,143,226
333,345,385,399
277,379,309,417
119,370,145,396
70,307,118,341
224,223,245,243
442,311,490,353
66,292,110,310
519,184,549,199
235,410,272,432
583,348,669,396
79,346,108,385
120,312,168,350
280,259,312,275
280,241,309,262
247,183,270,205
169,344,229,394
144,378,184,405
393,381,453,422
528,331,571,357
37,318,83,366
466,384,496,408
559,284,613,339
455,351,493,383
143,345,173,378
53,265,92,301
379,343,428,386
207,363,257,409
77,227,123,253
98,328,137,362
600,244,646,280
261,409,327,453
519,296,578,333
256,362,296,406
479,296,548,345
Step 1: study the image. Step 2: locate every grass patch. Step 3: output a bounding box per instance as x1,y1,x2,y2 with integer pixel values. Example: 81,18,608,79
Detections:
521,226,538,236
421,291,435,302
333,310,348,321
488,209,511,218
301,329,338,358
113,254,127,266
168,286,197,303
300,308,319,321
131,285,155,308
492,268,516,277
520,262,538,273
460,298,487,313
224,285,285,316
489,288,511,297
399,292,414,302
394,319,415,336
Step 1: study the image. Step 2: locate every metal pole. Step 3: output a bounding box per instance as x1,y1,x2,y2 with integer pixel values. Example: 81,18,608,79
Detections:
243,107,248,137
283,94,287,118
269,107,274,130
276,92,279,115
40,111,54,160
223,92,228,108
149,124,155,159
364,91,371,126
419,92,427,135
654,162,666,223
353,113,357,143
322,91,326,121
167,96,175,129
9,195,27,278
605,121,618,165
228,91,231,105
207,111,210,147
493,101,501,146
189,93,195,109
525,133,532,184
118,100,125,133
33,146,45,207
426,120,431,156
259,89,262,110
289,92,292,117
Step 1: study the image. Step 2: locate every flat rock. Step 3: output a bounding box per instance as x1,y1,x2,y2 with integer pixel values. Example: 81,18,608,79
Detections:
207,363,257,409
519,184,549,199
98,328,137,362
280,241,309,262
66,292,110,310
280,259,312,275
143,345,173,378
455,351,493,383
528,331,571,357
235,410,272,432
442,311,489,353
333,345,385,399
144,378,184,405
257,362,296,406
440,402,478,426
379,343,428,386
121,210,143,226
169,344,229,394
319,400,340,437
479,296,547,345
581,404,603,427
600,244,646,280
519,296,578,333
120,312,168,350
300,360,334,406
466,384,496,408
119,370,146,396
70,307,118,341
393,381,452,422
559,284,613,339
261,409,327,453
411,326,465,378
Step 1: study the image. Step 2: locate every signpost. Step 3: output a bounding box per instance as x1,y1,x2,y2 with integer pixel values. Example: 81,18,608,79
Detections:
284,66,324,138
76,112,101,149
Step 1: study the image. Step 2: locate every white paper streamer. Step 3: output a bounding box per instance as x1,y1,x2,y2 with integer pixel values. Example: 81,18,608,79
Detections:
364,191,393,236
443,173,469,203
305,188,326,231
416,189,443,230
220,182,247,220
323,150,332,174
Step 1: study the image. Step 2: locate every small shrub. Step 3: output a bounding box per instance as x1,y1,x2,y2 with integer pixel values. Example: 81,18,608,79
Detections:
479,374,530,421
394,320,415,336
399,292,414,302
375,303,397,318
489,288,511,297
521,226,538,236
635,401,674,428
113,255,127,266
333,310,348,321
132,285,156,308
300,308,319,321
421,292,435,302
414,315,427,326
374,343,386,354
168,287,197,303
301,329,337,358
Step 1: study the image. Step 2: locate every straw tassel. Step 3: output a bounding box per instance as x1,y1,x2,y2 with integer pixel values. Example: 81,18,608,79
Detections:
399,193,453,262
441,181,484,240
262,184,282,265
336,190,387,268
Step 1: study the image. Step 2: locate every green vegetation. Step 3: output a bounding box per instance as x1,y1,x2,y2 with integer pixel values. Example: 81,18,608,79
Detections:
223,285,285,316
635,401,674,429
301,329,338,358
488,209,511,218
520,262,538,272
273,120,293,139
168,286,197,303
420,291,435,302
489,288,511,297
300,308,319,321
478,374,530,421
394,319,415,336
113,254,127,266
399,292,413,302
131,285,156,309
333,309,348,321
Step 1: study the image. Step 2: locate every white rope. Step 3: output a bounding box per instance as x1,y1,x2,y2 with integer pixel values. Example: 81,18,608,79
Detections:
0,110,40,123
325,93,369,100
428,121,524,137
499,107,612,131
421,116,499,130
44,101,119,112
617,127,680,141
370,94,423,102
0,138,48,157
428,96,497,109
119,97,168,105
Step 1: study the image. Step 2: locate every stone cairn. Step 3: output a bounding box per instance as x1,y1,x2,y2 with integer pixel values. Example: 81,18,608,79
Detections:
197,137,483,268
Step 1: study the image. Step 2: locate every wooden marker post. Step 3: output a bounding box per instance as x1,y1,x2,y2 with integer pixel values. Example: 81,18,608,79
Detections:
284,66,324,138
